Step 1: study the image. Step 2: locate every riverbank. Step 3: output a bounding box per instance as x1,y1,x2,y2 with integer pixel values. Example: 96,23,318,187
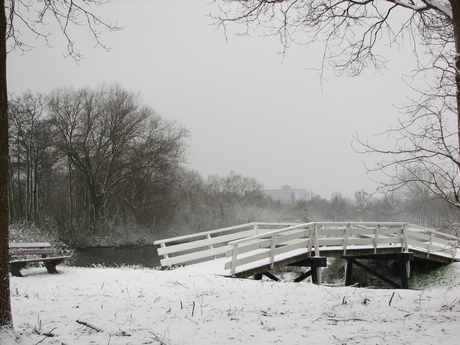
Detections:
2,263,460,344
72,245,161,268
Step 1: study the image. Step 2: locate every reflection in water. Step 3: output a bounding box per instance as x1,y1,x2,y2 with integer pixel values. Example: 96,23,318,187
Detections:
72,246,161,268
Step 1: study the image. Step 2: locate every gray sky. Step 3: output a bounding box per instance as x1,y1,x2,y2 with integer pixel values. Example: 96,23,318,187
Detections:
7,0,419,198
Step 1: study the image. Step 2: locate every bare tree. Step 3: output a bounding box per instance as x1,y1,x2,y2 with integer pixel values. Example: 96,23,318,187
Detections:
354,190,372,221
1,0,118,329
8,92,53,223
48,85,188,237
211,1,460,208
204,171,263,223
329,192,349,221
0,0,8,328
379,191,403,222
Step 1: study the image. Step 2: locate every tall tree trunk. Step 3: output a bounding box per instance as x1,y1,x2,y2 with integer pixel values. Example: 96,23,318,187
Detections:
451,1,460,206
453,1,460,159
0,0,12,327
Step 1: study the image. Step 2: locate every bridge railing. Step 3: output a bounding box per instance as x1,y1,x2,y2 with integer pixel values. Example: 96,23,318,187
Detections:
225,222,459,275
153,222,300,266
405,226,458,259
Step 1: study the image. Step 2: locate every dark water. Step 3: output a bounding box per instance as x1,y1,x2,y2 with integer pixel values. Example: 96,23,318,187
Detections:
72,246,161,268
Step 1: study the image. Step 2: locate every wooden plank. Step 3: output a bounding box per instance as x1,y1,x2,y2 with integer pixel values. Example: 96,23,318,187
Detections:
153,222,257,245
154,222,299,246
374,237,403,245
228,223,312,247
373,225,380,253
270,236,276,268
316,238,344,247
231,229,310,257
157,229,257,256
407,232,431,242
316,228,347,236
273,239,310,257
230,244,239,275
226,239,312,271
9,242,55,256
343,224,350,255
378,228,403,236
160,245,231,266
9,256,70,264
227,237,273,257
9,248,54,256
275,229,310,243
225,249,271,270
348,228,378,235
9,242,51,248
409,233,453,246
345,237,375,246
408,239,455,256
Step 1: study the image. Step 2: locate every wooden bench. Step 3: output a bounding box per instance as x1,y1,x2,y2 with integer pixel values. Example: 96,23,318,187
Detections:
9,242,71,277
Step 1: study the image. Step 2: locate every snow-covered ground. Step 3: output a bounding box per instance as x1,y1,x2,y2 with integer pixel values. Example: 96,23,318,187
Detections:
1,262,460,344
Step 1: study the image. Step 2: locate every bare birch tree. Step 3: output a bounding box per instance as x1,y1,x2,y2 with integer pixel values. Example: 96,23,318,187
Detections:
211,1,460,207
1,0,118,329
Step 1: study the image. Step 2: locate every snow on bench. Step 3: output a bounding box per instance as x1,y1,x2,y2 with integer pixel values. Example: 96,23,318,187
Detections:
9,242,71,277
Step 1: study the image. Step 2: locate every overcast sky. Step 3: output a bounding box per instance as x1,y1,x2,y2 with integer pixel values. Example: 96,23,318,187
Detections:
7,0,420,198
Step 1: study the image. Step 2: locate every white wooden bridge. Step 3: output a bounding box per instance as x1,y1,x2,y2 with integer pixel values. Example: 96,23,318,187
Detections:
154,222,459,288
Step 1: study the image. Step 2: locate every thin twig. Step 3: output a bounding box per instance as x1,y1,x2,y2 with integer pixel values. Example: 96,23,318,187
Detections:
389,292,395,306
76,319,104,332
328,317,366,322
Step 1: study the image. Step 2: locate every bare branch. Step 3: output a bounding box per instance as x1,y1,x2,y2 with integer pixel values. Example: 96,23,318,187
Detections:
5,0,123,61
211,0,460,209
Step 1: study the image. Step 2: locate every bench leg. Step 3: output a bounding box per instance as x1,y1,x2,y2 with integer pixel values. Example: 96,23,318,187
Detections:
43,260,60,274
9,263,25,277
43,258,67,274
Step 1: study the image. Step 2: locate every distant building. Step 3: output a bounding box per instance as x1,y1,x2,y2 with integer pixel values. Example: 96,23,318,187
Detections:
262,185,307,204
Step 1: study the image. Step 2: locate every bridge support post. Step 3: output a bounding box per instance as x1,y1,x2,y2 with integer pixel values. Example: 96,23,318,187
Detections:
398,252,414,289
345,258,353,287
311,258,322,285
291,257,327,284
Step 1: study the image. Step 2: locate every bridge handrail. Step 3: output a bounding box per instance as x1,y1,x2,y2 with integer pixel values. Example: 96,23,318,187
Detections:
153,222,301,266
227,222,409,246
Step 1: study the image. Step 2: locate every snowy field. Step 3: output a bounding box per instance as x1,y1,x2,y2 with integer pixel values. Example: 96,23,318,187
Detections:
1,262,460,345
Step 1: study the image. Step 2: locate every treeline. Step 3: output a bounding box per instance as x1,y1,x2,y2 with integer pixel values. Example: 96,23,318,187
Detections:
8,85,188,246
8,85,459,247
302,190,459,228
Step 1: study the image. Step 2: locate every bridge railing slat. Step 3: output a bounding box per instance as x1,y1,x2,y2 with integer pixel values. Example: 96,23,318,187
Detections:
226,229,310,256
157,229,257,256
161,246,232,266
154,222,258,246
225,240,311,271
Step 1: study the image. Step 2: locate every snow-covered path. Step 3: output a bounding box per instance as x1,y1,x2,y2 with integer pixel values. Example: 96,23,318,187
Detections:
2,263,460,344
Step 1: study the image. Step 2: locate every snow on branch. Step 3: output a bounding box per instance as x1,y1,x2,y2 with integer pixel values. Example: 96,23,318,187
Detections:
392,0,453,20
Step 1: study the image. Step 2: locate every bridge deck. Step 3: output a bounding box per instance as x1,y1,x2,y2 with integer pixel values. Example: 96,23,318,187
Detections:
176,245,456,279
